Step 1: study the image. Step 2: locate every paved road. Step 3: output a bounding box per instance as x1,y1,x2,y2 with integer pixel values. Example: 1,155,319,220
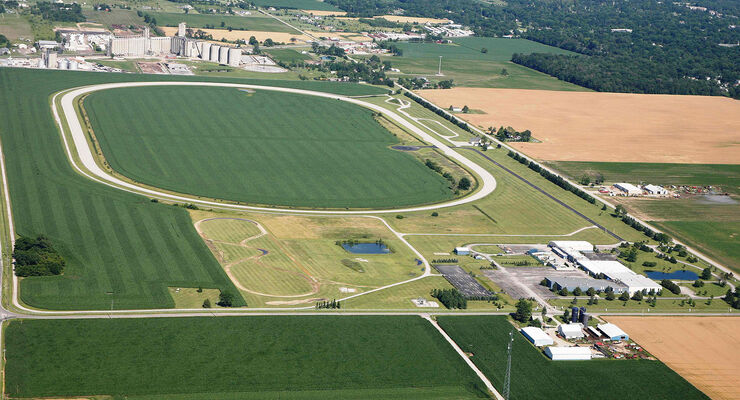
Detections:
55,82,497,215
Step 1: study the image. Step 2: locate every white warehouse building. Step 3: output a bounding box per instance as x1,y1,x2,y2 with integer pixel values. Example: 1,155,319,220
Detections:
545,346,592,360
614,182,642,195
521,327,554,347
558,323,585,339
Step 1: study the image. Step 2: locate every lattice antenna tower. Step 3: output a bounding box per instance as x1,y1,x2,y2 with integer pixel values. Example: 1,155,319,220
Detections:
504,330,514,400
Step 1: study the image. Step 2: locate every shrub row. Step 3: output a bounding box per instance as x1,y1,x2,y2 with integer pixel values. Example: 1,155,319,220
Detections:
507,151,596,204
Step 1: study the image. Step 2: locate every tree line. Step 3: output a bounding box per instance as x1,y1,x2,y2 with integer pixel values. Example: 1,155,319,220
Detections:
431,288,467,309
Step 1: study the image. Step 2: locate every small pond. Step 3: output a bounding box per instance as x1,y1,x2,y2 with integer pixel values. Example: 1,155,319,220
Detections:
645,270,699,281
341,242,390,254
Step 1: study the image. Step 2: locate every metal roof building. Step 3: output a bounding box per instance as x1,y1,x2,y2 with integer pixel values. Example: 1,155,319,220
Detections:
549,241,594,253
615,182,642,195
545,346,592,360
521,327,553,347
558,323,585,339
598,323,629,341
545,276,627,293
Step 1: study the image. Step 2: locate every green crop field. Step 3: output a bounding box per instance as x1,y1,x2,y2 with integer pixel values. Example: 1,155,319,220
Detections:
148,12,299,33
83,9,144,29
252,0,341,11
378,38,584,90
651,221,740,273
544,161,740,195
265,48,313,63
0,13,33,42
437,316,709,400
85,86,455,209
0,68,388,310
5,316,488,399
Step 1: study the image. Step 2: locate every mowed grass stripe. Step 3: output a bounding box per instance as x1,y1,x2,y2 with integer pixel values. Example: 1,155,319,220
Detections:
1,68,383,310
5,317,486,398
86,86,455,209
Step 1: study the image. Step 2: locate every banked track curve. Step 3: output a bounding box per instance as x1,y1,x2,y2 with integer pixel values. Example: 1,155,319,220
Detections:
53,82,497,215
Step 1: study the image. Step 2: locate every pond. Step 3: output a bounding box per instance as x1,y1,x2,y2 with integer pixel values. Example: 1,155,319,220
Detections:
341,242,390,254
645,270,699,281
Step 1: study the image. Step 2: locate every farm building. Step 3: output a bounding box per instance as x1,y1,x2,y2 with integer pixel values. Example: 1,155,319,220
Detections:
454,247,470,255
545,346,592,360
598,323,629,341
520,327,553,347
558,323,585,339
644,184,668,195
614,182,642,195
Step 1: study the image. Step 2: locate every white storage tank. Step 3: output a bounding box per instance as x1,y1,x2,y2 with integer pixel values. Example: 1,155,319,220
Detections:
228,47,241,67
209,45,220,62
201,42,211,60
218,46,229,65
57,58,69,70
69,60,78,70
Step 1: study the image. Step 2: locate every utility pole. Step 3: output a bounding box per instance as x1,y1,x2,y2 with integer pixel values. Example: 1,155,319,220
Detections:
437,55,443,76
504,330,514,400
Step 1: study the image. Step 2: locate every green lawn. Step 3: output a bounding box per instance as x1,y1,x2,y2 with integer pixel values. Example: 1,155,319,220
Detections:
5,316,488,399
396,39,575,61
83,9,144,29
0,13,33,42
544,161,740,195
85,86,455,208
265,48,313,63
0,68,389,310
437,316,709,400
252,0,341,10
148,12,299,33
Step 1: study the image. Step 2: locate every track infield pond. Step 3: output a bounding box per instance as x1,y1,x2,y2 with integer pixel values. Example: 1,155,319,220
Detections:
84,86,457,209
5,316,489,399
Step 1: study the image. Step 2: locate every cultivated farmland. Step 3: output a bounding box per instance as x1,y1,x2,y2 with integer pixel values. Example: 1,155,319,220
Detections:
437,316,709,400
85,86,456,209
148,12,299,33
253,0,341,11
0,68,386,310
417,88,740,164
5,316,488,399
605,317,740,400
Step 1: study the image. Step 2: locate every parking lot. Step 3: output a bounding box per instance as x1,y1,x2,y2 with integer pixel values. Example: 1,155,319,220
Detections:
483,266,591,300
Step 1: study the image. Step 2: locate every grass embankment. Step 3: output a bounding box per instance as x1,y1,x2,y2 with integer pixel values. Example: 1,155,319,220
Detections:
0,68,387,310
5,316,488,399
438,316,709,400
85,86,456,209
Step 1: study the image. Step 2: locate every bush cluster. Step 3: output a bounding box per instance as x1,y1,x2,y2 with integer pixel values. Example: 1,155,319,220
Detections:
13,235,66,277
431,288,467,309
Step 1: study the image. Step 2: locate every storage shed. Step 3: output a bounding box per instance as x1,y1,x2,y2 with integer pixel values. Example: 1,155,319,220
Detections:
520,327,553,347
597,323,629,341
558,323,585,339
545,346,592,360
454,247,470,256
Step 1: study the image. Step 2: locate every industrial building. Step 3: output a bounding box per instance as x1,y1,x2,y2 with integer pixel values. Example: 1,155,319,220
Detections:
520,327,553,347
545,346,592,360
597,323,629,341
545,276,627,293
558,323,585,339
108,28,173,57
614,182,642,195
549,241,662,295
454,247,470,256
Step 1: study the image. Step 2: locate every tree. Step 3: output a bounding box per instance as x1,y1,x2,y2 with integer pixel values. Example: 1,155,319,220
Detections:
606,291,616,301
481,47,488,53
202,298,211,308
615,204,626,216
573,287,582,296
693,279,704,288
619,292,630,301
458,177,471,190
462,105,469,113
263,38,274,47
500,68,508,76
631,291,643,301
586,287,596,296
562,308,570,321
558,287,568,296
514,299,532,322
701,267,712,280
571,296,578,305
248,36,258,46
217,291,234,307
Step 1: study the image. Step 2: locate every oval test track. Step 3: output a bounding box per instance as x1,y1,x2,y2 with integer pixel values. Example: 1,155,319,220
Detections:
55,82,497,215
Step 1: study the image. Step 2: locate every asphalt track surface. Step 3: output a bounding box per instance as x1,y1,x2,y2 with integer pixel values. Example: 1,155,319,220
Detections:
55,82,498,215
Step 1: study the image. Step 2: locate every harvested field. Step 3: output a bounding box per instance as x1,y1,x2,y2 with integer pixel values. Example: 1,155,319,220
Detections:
374,15,451,24
606,316,740,400
160,27,310,43
418,88,740,164
301,10,347,16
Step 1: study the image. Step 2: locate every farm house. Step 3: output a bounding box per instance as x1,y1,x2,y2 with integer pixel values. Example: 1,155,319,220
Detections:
520,327,553,347
545,346,592,360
